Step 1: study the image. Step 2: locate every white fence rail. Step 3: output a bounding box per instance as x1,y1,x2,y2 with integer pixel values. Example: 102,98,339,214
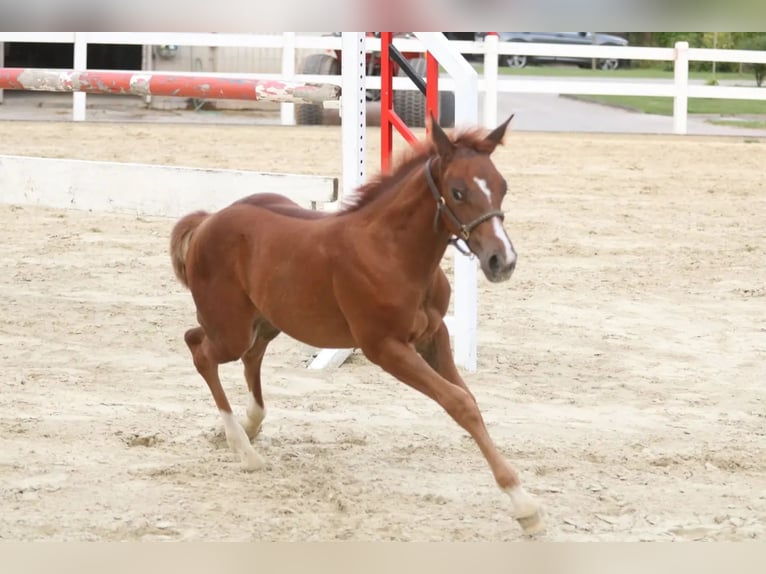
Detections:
0,154,338,217
1,32,765,133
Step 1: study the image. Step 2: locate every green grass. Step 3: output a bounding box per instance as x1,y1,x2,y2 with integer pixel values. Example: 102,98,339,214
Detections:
565,94,766,116
473,62,753,82
470,61,766,118
709,119,766,129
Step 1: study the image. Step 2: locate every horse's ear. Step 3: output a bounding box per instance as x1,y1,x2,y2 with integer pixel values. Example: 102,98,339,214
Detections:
429,112,455,162
484,114,514,152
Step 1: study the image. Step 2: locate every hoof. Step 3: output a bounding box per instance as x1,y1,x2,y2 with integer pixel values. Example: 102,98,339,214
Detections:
505,485,544,535
241,419,263,440
517,510,545,535
240,450,266,472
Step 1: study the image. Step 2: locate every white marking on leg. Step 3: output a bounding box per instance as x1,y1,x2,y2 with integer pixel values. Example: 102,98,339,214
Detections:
504,486,544,534
473,177,515,262
242,393,265,439
504,485,537,517
219,409,265,471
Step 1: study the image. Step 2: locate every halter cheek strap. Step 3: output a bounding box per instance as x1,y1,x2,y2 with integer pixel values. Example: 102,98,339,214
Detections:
424,157,505,255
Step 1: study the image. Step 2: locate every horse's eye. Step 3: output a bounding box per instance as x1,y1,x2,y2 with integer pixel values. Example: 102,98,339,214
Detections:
451,188,465,201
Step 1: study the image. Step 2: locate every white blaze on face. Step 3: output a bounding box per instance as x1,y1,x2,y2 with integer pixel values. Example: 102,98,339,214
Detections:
473,177,515,261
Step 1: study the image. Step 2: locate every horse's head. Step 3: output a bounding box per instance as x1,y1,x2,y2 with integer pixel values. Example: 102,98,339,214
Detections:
428,115,517,283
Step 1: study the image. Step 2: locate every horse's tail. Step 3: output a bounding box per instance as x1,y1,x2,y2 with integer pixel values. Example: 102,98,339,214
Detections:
170,210,209,288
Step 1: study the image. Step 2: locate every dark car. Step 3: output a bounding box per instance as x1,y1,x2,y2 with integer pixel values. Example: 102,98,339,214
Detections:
482,32,629,70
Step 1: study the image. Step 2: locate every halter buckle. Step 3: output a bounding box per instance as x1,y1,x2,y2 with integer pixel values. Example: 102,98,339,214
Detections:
449,237,474,257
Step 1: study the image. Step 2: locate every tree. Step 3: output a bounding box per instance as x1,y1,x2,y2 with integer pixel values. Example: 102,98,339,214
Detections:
736,34,766,87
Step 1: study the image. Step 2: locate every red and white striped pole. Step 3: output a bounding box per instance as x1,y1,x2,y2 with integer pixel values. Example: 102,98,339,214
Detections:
0,68,340,104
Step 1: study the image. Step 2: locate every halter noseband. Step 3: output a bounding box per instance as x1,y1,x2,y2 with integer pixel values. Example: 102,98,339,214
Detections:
424,156,505,256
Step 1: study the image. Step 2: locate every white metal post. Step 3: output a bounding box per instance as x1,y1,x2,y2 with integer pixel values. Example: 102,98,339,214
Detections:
483,33,499,128
280,32,296,126
340,32,366,200
73,32,88,121
141,43,152,107
0,42,4,104
415,32,480,373
308,32,366,370
673,41,689,135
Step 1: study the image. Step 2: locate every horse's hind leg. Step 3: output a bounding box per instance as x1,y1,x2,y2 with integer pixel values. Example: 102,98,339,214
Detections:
241,319,281,439
184,326,265,471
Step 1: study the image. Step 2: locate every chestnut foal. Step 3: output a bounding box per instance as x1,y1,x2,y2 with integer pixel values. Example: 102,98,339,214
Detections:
170,116,543,534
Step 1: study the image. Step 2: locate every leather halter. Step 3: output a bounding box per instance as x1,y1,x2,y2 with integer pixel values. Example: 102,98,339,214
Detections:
424,157,505,256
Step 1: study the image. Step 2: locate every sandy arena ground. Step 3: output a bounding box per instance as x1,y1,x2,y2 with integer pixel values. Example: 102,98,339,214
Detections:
0,122,764,541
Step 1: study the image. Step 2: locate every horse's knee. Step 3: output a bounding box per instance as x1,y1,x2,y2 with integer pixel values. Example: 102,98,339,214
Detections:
184,326,204,349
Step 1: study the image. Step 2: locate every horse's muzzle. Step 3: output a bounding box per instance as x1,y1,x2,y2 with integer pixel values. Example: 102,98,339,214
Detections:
482,250,517,283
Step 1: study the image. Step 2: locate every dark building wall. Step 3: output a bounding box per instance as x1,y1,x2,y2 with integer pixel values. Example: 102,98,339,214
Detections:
3,43,142,69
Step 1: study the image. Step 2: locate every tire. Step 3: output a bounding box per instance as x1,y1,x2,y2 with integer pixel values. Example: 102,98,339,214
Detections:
503,54,527,68
393,57,427,127
392,57,455,128
597,45,621,71
438,91,455,128
393,90,426,127
295,53,339,125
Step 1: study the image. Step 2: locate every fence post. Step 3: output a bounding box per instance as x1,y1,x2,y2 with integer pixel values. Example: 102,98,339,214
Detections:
73,32,88,121
308,32,365,370
673,41,689,135
280,32,296,126
415,32,480,373
483,33,499,128
141,44,153,107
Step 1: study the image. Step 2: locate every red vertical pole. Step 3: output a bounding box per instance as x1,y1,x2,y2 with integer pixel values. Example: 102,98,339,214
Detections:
380,32,394,172
426,51,439,133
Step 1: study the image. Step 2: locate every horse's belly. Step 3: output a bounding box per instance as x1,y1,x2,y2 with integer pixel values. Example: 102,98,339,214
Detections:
262,297,355,349
284,320,356,349
248,257,355,348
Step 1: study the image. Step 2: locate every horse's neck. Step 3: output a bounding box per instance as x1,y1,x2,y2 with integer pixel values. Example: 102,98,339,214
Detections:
369,164,451,278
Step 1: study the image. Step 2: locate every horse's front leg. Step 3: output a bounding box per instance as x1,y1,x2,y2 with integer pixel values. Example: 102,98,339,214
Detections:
416,321,477,403
363,336,544,535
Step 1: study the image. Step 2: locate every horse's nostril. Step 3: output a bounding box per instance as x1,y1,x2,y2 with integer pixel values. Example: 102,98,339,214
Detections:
489,254,501,274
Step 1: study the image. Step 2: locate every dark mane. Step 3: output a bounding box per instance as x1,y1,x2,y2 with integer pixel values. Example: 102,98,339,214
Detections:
340,127,500,213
